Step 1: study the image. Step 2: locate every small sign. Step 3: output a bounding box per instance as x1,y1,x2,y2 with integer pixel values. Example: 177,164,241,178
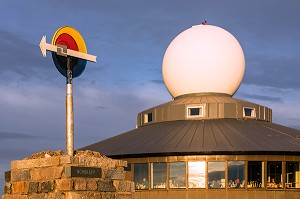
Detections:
64,166,102,178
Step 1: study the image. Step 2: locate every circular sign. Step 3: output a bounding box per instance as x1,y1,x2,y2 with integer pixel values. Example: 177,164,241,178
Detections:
52,26,87,78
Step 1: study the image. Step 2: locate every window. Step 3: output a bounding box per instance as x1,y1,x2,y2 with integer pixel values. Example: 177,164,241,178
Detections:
169,162,186,188
286,162,300,188
124,163,131,171
228,161,245,188
134,163,149,190
144,112,153,123
187,105,204,118
248,161,264,188
188,161,206,188
243,107,256,118
151,163,167,189
208,162,225,188
267,161,282,188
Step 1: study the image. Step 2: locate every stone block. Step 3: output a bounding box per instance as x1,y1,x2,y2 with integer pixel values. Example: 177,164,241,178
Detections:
56,178,73,191
39,181,54,193
101,192,116,199
104,169,125,180
59,155,72,165
116,193,135,199
97,180,116,192
114,181,134,192
2,195,29,199
86,179,98,191
25,150,64,159
4,183,12,194
78,156,100,167
74,178,87,191
27,192,64,199
27,193,47,199
5,171,11,182
124,171,133,181
11,157,60,170
31,166,63,181
11,181,28,194
28,182,38,193
71,156,80,165
11,169,30,182
116,160,127,168
65,192,104,199
45,192,65,199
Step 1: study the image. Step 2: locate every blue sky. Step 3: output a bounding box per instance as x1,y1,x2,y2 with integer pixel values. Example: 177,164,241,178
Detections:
1,0,300,193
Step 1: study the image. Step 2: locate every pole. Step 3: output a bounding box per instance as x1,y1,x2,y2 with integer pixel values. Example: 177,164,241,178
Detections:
66,57,74,156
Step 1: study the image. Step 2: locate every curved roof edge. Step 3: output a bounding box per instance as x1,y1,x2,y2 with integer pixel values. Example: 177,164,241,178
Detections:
81,119,300,157
106,151,300,159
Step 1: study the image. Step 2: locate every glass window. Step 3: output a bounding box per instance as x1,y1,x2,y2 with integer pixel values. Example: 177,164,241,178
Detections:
187,106,204,117
188,161,206,188
286,162,300,188
190,108,200,116
267,161,282,188
208,162,225,188
134,163,149,190
169,162,186,188
248,161,264,188
228,161,245,188
243,107,256,118
147,113,153,122
151,163,167,189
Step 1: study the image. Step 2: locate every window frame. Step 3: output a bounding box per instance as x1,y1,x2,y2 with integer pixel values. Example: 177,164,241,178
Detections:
186,105,204,118
144,112,153,123
243,107,256,118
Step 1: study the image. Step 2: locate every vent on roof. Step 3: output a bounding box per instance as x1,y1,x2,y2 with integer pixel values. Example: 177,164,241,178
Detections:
243,107,256,118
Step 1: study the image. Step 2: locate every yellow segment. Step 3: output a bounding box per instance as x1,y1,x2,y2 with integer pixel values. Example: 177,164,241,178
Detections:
52,26,87,53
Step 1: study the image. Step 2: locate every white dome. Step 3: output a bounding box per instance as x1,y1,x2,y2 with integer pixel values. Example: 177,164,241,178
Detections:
162,24,245,98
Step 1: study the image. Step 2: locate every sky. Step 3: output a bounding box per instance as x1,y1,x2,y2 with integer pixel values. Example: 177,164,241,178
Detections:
0,0,300,193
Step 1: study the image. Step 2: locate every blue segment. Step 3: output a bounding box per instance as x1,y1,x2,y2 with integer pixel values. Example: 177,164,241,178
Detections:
52,52,87,78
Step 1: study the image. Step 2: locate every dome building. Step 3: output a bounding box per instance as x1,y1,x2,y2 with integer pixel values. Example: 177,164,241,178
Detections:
82,24,300,199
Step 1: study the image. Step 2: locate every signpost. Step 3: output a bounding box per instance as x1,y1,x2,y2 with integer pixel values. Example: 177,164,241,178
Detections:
39,36,96,62
39,26,97,156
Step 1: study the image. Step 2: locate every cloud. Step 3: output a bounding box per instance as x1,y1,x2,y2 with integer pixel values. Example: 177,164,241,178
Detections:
151,80,164,84
0,148,36,161
289,125,300,131
243,54,300,90
0,131,44,140
288,117,300,123
0,29,54,80
288,118,300,130
94,106,106,110
238,92,282,103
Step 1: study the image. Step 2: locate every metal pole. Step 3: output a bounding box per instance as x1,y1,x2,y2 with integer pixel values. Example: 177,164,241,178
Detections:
66,57,74,156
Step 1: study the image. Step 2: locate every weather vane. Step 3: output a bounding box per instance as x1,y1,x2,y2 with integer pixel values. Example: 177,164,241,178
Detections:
39,26,97,156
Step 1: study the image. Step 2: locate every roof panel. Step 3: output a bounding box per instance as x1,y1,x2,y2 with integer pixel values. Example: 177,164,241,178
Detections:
81,119,300,157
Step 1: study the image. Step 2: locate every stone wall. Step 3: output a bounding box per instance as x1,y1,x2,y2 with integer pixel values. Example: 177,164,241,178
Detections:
2,150,135,199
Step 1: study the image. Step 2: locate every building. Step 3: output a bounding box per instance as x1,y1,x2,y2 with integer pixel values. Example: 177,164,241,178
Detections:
82,24,300,199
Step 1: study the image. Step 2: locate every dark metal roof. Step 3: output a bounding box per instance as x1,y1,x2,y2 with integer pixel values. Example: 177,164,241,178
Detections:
81,119,300,158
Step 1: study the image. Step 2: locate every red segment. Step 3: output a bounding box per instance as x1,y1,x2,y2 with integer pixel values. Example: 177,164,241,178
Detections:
55,33,79,51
